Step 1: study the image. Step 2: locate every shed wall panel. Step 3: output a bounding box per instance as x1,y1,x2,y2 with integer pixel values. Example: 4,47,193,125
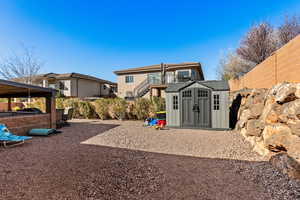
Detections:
211,91,229,129
166,92,180,127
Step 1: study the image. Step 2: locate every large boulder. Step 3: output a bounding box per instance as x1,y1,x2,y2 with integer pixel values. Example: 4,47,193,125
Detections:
295,83,300,99
246,119,264,137
262,124,293,152
278,99,300,123
287,120,300,136
270,152,300,179
264,104,283,124
286,136,300,163
249,103,264,119
260,96,276,122
273,82,297,104
236,109,252,130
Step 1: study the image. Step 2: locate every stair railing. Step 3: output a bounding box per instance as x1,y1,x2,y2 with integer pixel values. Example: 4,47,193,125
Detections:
133,78,150,98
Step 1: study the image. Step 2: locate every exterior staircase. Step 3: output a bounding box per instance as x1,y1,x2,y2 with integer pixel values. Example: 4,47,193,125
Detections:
133,78,150,98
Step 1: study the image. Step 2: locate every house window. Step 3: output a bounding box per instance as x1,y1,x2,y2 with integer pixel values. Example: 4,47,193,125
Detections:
173,95,178,110
125,76,134,83
191,70,196,80
48,83,56,89
177,70,190,82
103,84,107,90
214,94,220,110
177,70,189,78
59,81,66,90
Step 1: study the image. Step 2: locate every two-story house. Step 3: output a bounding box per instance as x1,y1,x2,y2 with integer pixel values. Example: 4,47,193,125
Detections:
114,62,204,99
13,73,117,98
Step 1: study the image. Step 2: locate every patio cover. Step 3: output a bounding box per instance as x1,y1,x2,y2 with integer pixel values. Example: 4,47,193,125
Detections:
0,79,56,98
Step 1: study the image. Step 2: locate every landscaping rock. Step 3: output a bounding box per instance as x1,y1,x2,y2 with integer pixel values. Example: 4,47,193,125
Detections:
262,124,292,152
260,96,276,122
270,152,300,180
274,82,297,104
279,99,300,123
246,119,264,137
249,103,264,118
295,83,300,99
236,109,252,130
232,83,300,180
264,104,282,124
287,120,300,136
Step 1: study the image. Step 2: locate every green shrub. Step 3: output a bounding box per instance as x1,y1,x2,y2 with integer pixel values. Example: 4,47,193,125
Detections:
60,98,80,118
126,102,136,120
151,97,166,115
109,98,127,120
94,98,110,120
56,98,65,109
78,101,94,119
132,98,152,120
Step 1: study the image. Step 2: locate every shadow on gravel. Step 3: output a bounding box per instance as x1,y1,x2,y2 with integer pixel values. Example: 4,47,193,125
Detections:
0,121,294,200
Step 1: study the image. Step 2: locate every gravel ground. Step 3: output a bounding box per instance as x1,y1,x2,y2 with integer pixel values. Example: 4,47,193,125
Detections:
0,119,299,200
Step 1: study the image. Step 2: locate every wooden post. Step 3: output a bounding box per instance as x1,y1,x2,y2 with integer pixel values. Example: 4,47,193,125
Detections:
7,98,12,112
46,96,56,129
157,88,161,97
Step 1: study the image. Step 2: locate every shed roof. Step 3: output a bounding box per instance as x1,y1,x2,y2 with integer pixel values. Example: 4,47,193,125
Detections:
0,79,56,98
165,80,230,92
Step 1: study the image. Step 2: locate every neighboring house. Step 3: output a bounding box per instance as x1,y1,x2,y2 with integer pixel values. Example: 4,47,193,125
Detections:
114,62,204,99
13,73,117,98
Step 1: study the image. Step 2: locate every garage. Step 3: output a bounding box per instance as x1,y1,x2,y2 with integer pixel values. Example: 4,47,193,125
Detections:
165,80,230,129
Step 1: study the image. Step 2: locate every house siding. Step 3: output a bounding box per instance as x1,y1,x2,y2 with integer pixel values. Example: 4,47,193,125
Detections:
76,79,101,98
117,73,148,98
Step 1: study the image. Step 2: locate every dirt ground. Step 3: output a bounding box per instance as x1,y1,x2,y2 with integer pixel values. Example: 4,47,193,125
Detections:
0,119,299,200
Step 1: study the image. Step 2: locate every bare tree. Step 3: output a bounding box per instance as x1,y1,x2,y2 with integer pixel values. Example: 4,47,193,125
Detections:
236,22,278,65
278,15,300,47
0,45,43,84
218,52,255,80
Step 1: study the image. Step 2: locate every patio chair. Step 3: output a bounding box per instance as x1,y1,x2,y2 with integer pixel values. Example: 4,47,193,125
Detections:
0,124,31,148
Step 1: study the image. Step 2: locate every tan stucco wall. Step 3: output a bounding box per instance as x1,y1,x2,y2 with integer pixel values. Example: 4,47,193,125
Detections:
117,73,148,98
229,34,300,91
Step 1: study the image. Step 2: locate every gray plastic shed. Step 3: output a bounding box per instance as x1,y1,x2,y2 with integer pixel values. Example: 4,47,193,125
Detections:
165,80,230,129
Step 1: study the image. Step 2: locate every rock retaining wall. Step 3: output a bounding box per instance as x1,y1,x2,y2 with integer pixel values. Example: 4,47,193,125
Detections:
232,82,300,179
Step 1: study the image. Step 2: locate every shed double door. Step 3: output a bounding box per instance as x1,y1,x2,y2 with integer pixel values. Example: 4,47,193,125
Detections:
181,88,211,128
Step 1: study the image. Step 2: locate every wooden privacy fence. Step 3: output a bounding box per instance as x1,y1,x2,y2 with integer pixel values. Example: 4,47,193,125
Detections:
229,34,300,91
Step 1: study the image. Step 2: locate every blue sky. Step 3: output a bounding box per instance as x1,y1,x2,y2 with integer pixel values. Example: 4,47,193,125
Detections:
0,0,300,81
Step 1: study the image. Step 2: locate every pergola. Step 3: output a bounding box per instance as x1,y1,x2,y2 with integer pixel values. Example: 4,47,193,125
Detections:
0,79,57,128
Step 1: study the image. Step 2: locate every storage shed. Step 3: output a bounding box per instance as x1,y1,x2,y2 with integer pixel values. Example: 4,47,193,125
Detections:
165,80,230,129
